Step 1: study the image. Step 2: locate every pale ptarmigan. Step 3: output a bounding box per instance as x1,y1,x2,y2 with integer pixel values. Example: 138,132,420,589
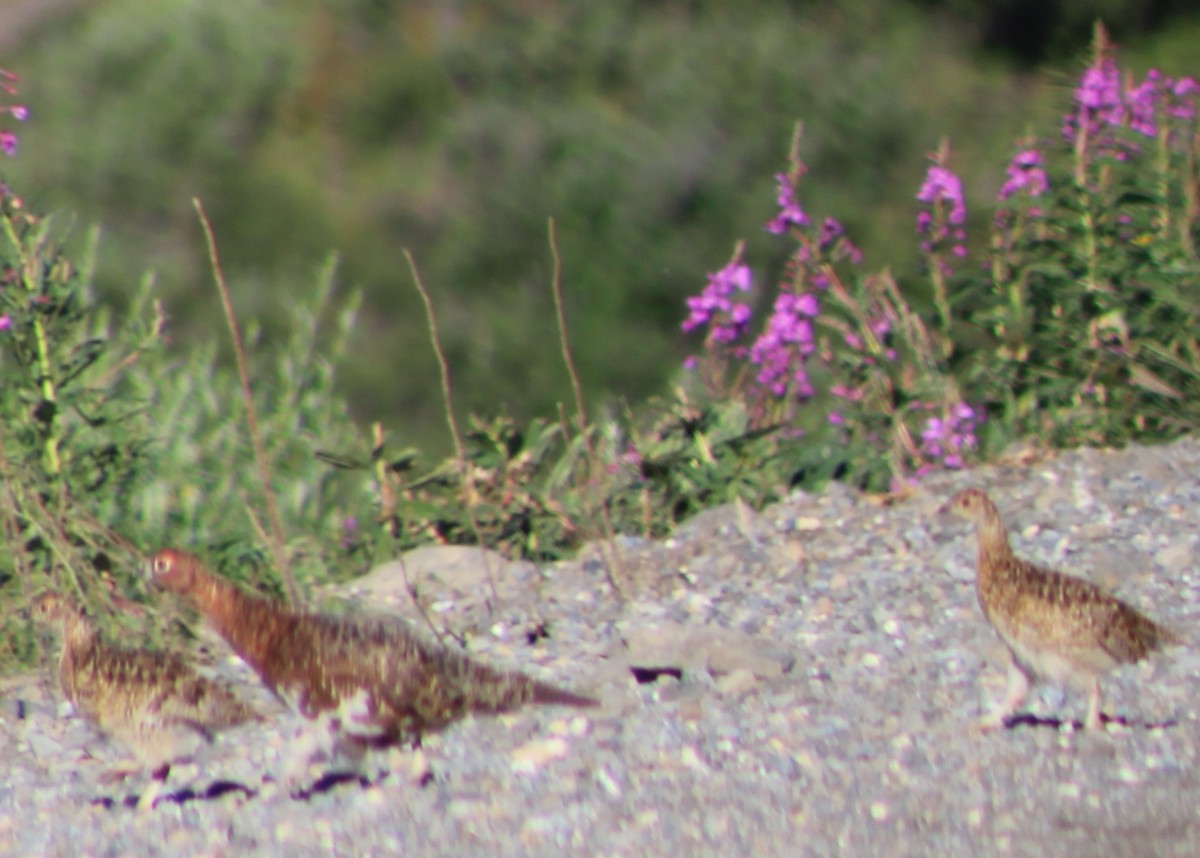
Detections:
941,488,1179,730
30,589,260,805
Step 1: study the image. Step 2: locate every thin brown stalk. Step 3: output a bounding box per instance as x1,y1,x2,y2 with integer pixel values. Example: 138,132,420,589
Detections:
549,218,590,430
192,199,297,605
0,428,31,607
398,549,464,648
547,218,627,598
372,421,397,533
403,248,499,613
368,421,457,647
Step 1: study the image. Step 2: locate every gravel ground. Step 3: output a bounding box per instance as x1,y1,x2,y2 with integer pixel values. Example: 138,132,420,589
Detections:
4,438,1200,857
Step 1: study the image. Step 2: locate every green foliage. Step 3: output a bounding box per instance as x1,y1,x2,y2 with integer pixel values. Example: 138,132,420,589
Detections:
959,35,1200,447
0,199,376,666
5,17,1200,674
231,29,1200,577
10,0,1045,450
121,255,374,588
0,199,162,662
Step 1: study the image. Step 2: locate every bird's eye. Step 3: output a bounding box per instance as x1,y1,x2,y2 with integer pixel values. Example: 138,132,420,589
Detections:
154,557,167,574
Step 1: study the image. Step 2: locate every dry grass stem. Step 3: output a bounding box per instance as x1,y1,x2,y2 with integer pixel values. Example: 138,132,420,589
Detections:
403,248,499,615
192,198,297,605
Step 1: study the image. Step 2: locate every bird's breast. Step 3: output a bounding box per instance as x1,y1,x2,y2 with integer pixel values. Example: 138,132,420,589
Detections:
278,680,381,727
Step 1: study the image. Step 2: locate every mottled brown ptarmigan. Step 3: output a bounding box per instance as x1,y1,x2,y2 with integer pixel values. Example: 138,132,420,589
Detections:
940,488,1180,731
29,590,260,804
145,548,598,786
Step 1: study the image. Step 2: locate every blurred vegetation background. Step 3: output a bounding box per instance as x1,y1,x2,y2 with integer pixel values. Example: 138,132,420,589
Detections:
4,0,1199,453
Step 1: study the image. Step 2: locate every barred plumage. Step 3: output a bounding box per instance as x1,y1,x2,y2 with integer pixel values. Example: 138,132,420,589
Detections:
30,590,259,774
940,488,1180,730
145,549,597,764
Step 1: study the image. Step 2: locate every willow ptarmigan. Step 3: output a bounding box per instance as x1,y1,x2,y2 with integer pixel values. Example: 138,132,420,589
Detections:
145,548,598,778
940,488,1180,731
29,590,260,777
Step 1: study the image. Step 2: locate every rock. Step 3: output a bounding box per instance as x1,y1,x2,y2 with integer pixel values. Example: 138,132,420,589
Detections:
352,546,534,597
616,620,795,685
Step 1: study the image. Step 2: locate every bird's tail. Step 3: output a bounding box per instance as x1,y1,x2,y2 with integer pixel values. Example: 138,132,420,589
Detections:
1150,619,1185,650
530,679,599,709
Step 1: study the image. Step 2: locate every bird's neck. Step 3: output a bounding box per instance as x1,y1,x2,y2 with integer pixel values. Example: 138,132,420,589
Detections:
57,617,97,696
61,616,97,655
191,573,282,668
974,513,1013,570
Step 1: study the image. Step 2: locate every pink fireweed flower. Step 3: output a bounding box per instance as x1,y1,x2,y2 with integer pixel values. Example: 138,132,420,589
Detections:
765,172,810,235
681,251,753,343
0,69,24,158
917,166,966,226
998,149,1048,201
916,401,979,471
749,291,818,399
818,217,842,248
916,161,967,258
1168,77,1200,119
1070,58,1123,130
1059,59,1200,157
1125,70,1162,137
0,314,10,331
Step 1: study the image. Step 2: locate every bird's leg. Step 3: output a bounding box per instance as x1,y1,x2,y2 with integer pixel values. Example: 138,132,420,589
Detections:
278,720,330,794
976,657,1029,732
135,765,171,812
97,761,140,785
329,732,371,775
385,741,433,786
1084,677,1105,731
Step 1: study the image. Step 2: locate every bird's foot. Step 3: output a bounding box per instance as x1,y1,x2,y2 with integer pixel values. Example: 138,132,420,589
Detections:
97,766,139,785
288,770,371,800
384,745,432,786
135,779,164,812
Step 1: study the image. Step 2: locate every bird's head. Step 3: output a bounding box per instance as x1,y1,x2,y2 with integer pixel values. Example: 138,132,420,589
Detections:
938,487,991,520
28,590,85,626
145,548,200,595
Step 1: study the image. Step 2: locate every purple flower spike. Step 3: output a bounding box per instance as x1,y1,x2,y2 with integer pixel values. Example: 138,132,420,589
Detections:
916,166,967,226
765,172,810,235
681,255,753,338
1126,70,1161,137
0,69,23,160
998,149,1048,202
915,402,980,473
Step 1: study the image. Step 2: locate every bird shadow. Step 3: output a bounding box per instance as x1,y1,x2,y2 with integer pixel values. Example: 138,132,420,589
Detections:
288,766,436,801
91,779,257,810
1003,712,1178,731
290,771,372,800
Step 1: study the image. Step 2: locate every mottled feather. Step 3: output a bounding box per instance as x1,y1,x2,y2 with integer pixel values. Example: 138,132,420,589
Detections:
145,549,597,748
30,590,260,768
940,488,1179,729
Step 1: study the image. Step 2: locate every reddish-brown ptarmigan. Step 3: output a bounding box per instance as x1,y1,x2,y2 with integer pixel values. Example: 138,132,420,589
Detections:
145,548,598,786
